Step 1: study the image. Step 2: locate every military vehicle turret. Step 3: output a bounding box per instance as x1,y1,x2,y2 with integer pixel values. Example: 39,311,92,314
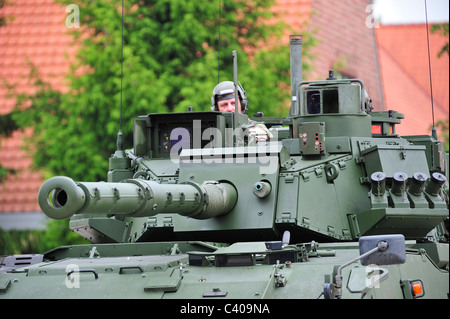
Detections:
0,35,448,301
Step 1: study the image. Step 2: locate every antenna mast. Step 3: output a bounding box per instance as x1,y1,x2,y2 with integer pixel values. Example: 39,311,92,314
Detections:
217,0,221,84
116,0,125,151
424,0,437,139
108,0,131,181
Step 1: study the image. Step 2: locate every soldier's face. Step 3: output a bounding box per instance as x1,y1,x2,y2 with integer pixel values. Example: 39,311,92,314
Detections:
217,97,241,113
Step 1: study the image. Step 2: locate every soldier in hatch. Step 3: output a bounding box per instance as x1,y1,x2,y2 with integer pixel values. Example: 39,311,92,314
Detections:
211,81,272,143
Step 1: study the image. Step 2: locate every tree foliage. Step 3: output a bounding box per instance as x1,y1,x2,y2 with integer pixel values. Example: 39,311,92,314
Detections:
431,23,449,58
8,0,311,182
0,220,89,255
430,23,449,150
435,119,449,151
0,0,14,182
0,0,6,27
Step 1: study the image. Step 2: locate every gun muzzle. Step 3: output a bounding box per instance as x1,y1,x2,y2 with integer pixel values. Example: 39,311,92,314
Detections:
38,176,237,220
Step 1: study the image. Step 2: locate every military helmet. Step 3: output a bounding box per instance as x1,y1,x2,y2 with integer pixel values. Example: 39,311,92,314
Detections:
211,81,248,113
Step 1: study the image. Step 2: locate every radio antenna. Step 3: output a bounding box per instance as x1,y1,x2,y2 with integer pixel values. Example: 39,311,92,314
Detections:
116,0,125,151
424,0,437,139
217,0,221,84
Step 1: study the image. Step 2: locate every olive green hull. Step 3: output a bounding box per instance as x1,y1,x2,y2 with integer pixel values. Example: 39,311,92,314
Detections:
1,241,447,299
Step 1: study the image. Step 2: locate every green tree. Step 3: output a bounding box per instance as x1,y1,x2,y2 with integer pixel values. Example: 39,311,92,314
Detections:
435,119,449,151
0,0,6,27
430,23,449,150
0,0,15,183
0,219,89,255
0,109,18,183
8,0,312,182
431,23,449,57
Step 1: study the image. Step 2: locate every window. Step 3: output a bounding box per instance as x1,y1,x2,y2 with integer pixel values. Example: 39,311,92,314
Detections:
323,89,339,113
306,89,339,114
307,90,321,114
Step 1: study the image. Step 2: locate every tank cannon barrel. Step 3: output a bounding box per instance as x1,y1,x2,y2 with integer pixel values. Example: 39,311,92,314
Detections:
38,176,237,220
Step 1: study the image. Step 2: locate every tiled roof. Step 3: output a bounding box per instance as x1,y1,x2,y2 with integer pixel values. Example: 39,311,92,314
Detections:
273,0,312,35
306,0,385,111
0,0,76,213
376,24,449,136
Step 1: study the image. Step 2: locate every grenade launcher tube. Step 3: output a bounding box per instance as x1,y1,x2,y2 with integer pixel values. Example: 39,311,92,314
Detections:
38,176,237,220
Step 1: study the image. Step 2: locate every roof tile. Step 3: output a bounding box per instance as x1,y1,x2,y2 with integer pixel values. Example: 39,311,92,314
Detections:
0,0,73,214
376,24,449,136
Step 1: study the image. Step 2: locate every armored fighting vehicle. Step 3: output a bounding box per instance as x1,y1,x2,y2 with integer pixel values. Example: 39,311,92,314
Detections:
0,35,448,301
